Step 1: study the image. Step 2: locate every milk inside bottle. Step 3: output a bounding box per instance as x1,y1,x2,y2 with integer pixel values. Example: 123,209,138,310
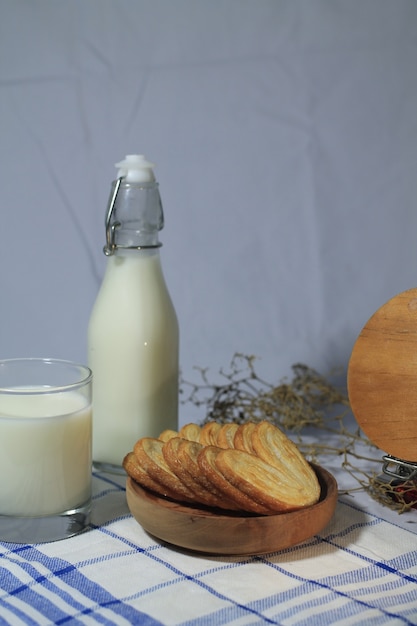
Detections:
88,155,179,472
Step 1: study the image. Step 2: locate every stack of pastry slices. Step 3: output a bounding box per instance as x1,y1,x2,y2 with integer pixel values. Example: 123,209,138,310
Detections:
123,420,321,515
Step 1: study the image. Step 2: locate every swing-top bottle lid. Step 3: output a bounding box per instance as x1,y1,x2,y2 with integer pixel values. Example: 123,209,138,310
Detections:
115,154,156,183
103,154,163,255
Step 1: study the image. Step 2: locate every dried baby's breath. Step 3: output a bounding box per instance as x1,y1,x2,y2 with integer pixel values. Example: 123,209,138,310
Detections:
181,353,416,514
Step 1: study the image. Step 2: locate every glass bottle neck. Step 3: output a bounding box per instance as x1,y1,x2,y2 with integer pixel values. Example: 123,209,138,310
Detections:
104,178,164,256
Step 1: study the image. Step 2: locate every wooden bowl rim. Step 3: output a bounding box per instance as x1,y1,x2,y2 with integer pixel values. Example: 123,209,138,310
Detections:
126,463,338,554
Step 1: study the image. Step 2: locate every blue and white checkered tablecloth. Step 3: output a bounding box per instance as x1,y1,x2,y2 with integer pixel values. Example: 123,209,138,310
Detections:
1,465,417,626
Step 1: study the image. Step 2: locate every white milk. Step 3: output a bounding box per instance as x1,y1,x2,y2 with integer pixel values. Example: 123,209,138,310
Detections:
88,249,179,468
0,391,92,516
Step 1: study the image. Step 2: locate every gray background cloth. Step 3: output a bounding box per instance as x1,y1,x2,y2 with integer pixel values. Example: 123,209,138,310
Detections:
1,0,416,423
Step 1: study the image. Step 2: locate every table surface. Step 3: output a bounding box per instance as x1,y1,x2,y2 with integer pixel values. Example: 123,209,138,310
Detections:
1,447,417,625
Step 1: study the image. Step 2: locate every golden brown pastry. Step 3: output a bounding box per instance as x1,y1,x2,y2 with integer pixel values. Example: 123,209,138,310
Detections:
198,421,222,446
215,423,240,449
124,420,321,515
251,421,321,504
178,422,201,442
133,437,196,503
163,437,238,509
174,437,241,510
122,452,180,500
197,445,273,515
215,447,317,512
233,422,257,454
158,429,178,442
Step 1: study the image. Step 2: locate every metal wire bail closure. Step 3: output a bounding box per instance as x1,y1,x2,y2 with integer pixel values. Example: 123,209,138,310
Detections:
103,177,123,256
103,176,162,256
382,455,417,481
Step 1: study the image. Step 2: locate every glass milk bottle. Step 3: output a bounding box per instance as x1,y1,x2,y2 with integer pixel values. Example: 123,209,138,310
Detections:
88,154,179,473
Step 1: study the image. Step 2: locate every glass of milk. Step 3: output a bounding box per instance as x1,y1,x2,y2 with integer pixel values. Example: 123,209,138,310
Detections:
0,358,92,543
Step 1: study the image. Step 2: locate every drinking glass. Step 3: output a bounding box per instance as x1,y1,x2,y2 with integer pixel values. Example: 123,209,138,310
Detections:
0,358,92,543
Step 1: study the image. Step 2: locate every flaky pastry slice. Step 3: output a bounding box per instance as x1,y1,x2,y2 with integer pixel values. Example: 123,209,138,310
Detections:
174,438,241,510
215,447,319,512
197,446,274,515
251,421,320,503
178,423,201,442
158,429,178,442
215,423,240,449
133,437,196,503
198,421,222,446
123,452,180,500
233,422,257,454
163,437,238,509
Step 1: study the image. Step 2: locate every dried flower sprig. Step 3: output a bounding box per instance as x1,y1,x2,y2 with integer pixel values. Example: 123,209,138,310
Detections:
181,354,417,514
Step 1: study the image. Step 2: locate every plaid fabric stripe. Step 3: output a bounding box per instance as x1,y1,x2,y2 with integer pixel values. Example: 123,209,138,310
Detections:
1,472,417,625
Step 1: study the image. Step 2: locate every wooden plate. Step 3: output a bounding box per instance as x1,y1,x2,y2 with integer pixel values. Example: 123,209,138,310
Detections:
126,464,337,555
347,287,417,461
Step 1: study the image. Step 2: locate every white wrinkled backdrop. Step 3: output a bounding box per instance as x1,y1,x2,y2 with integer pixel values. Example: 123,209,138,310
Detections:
1,0,416,424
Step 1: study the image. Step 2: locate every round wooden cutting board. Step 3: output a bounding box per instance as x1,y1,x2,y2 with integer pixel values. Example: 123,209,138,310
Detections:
347,287,417,462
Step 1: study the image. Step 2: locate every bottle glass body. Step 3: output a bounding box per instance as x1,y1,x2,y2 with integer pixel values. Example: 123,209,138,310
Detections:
88,176,179,472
